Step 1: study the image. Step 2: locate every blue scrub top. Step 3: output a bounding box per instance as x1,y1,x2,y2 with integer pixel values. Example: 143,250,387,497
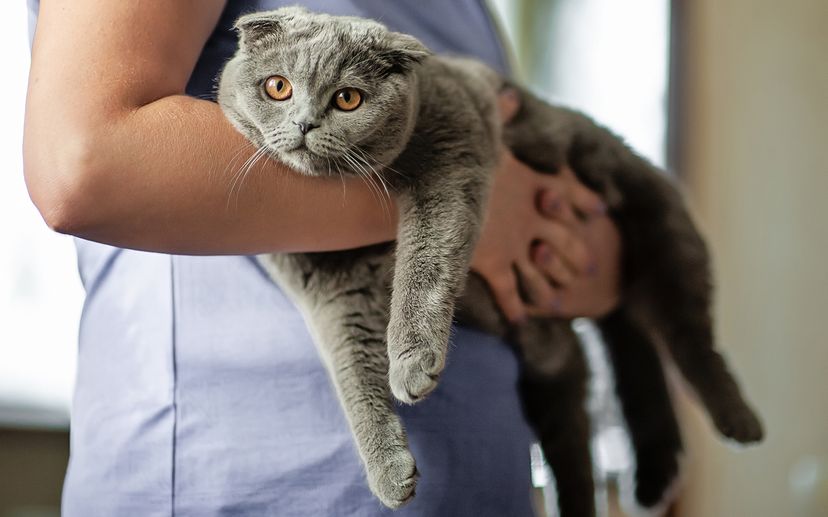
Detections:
27,1,536,515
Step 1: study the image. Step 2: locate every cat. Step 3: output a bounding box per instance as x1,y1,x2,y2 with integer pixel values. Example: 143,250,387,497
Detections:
217,7,763,515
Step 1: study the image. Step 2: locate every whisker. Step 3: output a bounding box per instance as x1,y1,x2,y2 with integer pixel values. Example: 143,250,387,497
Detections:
227,146,268,210
346,150,391,218
227,150,257,206
354,144,407,180
347,152,380,198
352,150,392,202
349,147,393,199
220,142,255,184
342,152,382,208
327,154,347,204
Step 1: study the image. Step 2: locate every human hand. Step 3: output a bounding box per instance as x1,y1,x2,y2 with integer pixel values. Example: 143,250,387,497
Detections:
470,90,621,323
529,166,622,319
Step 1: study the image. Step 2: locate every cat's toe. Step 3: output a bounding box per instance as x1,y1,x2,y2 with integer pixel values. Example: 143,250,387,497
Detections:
388,347,445,404
367,448,419,509
715,407,764,444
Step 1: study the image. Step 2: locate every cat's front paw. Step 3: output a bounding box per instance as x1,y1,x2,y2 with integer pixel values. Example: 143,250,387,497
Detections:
366,446,419,509
388,345,446,404
713,406,764,444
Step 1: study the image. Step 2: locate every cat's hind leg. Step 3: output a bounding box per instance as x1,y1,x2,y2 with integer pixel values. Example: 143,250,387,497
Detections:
312,298,418,508
617,194,764,445
517,320,597,517
564,126,764,445
459,275,598,516
260,252,418,509
599,308,683,514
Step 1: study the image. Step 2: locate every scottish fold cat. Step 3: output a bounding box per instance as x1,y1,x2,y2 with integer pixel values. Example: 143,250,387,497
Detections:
218,7,763,515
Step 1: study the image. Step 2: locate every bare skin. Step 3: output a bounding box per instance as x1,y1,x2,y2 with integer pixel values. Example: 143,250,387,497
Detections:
23,0,620,320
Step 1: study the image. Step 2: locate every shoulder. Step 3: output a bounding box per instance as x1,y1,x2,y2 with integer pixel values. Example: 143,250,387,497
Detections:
422,55,503,87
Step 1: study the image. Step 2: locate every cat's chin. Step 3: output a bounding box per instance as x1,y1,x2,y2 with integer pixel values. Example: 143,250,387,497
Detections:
278,148,328,176
279,148,362,178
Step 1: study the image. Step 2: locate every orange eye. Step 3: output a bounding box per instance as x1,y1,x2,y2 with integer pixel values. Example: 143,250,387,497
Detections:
333,88,363,111
265,75,292,100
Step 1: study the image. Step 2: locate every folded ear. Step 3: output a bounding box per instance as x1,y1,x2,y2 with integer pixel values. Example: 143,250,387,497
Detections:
378,32,432,75
234,12,283,50
235,6,311,50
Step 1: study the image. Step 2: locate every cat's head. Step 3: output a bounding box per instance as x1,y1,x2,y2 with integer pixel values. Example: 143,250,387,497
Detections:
218,6,431,175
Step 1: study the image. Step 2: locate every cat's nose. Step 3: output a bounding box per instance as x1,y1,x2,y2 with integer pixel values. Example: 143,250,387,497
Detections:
293,120,320,135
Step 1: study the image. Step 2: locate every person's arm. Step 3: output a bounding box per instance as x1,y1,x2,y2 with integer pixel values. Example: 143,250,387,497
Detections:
24,0,399,254
24,0,620,320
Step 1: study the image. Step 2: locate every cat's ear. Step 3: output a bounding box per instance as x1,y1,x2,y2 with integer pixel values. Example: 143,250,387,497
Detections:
378,32,432,74
235,6,310,50
234,12,284,50
234,13,284,49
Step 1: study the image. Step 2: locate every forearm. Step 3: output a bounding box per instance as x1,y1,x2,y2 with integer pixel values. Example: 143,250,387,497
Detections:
24,0,396,255
27,94,397,254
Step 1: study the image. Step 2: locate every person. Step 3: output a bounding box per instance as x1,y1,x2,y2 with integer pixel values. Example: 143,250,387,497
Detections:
24,0,621,515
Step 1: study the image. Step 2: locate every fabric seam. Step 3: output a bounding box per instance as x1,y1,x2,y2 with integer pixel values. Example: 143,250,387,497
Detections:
170,255,179,517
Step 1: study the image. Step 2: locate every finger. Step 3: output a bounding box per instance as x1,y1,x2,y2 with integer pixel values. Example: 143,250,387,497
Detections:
559,165,607,217
571,182,607,218
537,222,594,275
531,243,576,287
515,260,559,310
488,269,527,324
537,188,578,225
497,87,520,123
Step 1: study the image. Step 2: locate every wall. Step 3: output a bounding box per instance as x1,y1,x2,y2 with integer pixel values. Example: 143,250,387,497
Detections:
0,428,67,517
678,0,828,515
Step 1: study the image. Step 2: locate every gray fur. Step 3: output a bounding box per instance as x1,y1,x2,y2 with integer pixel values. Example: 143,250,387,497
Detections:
220,7,499,508
218,7,763,513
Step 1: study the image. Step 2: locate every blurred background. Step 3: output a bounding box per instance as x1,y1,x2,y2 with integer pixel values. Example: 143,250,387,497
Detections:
1,1,80,516
1,0,826,516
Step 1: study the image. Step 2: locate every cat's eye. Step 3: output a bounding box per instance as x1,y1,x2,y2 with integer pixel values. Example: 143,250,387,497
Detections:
333,88,363,111
265,75,292,101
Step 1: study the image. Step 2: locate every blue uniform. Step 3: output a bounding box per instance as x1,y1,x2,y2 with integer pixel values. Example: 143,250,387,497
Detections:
27,1,536,515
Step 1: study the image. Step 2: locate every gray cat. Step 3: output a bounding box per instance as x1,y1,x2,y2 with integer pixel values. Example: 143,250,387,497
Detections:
218,7,763,514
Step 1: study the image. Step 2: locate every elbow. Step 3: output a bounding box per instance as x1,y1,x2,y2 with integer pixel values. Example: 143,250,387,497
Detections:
23,130,105,236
